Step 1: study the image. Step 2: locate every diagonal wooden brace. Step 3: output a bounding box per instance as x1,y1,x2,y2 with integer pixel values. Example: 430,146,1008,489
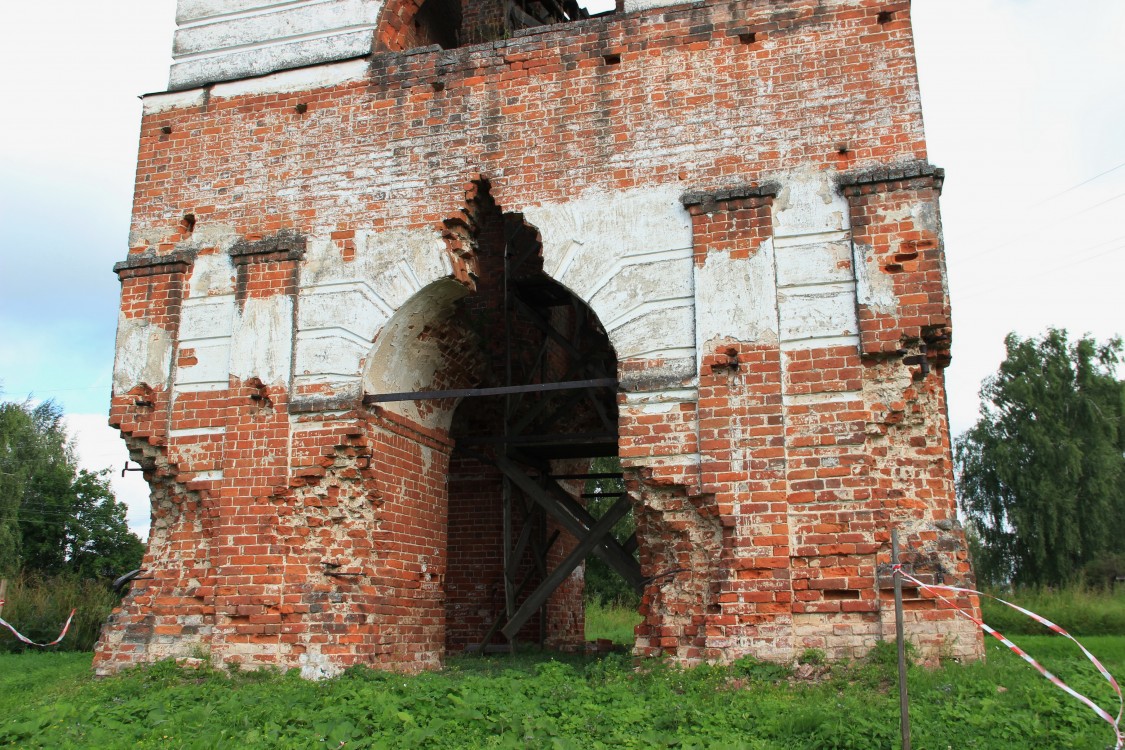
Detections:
501,495,633,641
494,456,643,591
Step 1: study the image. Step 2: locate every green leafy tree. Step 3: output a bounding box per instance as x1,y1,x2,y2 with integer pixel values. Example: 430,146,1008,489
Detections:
956,329,1125,587
0,398,143,578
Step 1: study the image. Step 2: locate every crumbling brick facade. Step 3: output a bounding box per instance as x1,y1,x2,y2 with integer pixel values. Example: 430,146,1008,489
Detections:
96,0,983,676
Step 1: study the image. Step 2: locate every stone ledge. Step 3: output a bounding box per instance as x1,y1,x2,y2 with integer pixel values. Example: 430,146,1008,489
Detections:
837,161,944,193
680,182,780,211
114,250,196,278
229,229,307,264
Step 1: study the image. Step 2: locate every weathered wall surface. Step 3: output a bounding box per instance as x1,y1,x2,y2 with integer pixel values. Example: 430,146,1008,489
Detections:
96,0,982,676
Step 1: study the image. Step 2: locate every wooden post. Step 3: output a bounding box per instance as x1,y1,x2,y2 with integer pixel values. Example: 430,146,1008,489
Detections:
892,528,911,750
0,578,8,618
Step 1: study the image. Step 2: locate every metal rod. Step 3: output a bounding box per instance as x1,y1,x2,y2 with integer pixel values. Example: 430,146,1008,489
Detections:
362,378,617,403
892,527,911,750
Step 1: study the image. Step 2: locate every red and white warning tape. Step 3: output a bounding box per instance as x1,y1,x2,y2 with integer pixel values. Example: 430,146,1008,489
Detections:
892,567,1124,749
0,600,77,647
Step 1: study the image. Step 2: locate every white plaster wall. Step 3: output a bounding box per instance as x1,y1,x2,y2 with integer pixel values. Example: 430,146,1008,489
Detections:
231,295,294,385
169,0,383,90
177,251,237,391
769,168,859,353
295,228,453,394
853,241,896,314
694,238,779,359
361,278,469,430
623,0,685,12
113,318,174,394
522,185,696,367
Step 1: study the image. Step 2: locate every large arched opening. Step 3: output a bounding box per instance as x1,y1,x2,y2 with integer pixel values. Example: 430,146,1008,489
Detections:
361,181,642,657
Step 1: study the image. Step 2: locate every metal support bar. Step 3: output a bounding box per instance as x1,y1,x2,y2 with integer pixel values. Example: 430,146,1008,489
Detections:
501,495,633,640
549,473,624,481
364,378,616,404
457,431,616,447
892,527,912,750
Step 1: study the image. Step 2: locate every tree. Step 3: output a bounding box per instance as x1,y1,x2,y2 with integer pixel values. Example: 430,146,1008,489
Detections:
956,329,1125,587
0,398,144,578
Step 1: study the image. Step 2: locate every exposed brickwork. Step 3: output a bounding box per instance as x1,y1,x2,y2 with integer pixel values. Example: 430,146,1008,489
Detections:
97,0,982,676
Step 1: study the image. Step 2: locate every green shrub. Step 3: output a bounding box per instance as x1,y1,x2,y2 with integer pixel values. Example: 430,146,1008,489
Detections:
0,573,119,652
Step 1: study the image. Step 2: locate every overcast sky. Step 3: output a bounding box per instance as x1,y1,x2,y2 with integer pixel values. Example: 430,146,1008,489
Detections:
1,0,1122,539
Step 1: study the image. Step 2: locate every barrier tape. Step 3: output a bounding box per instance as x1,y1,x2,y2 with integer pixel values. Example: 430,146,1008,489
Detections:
0,600,77,647
892,567,1124,749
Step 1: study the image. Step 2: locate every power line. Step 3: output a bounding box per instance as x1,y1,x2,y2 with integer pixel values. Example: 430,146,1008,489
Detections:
963,167,1125,261
959,242,1125,302
1026,158,1125,210
956,233,1125,298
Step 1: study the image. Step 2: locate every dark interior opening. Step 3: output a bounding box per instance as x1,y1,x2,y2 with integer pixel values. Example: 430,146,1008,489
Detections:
442,184,633,653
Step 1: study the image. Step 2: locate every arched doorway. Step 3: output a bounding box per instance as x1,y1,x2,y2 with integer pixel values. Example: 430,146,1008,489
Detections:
361,182,642,655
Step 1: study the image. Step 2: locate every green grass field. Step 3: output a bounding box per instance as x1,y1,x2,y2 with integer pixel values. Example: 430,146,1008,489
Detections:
1,628,1122,749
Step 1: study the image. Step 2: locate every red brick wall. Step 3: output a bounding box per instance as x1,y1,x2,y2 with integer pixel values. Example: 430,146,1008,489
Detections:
96,0,982,675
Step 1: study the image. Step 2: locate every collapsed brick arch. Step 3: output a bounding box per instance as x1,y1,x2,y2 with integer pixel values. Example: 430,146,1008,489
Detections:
375,0,602,52
375,0,455,52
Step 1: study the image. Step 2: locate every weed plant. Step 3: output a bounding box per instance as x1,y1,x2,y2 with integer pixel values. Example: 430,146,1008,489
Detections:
1,633,1122,749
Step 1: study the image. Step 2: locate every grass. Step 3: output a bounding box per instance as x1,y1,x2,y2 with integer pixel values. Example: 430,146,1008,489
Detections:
980,585,1125,636
0,631,1122,749
586,601,642,644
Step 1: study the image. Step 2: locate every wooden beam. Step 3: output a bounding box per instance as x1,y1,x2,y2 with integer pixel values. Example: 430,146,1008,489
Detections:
501,495,633,640
495,457,643,591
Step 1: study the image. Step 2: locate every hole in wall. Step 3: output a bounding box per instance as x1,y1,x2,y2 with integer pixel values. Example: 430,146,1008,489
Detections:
877,10,894,24
602,53,621,65
738,31,757,45
411,0,463,49
181,213,196,235
403,0,616,51
822,589,860,601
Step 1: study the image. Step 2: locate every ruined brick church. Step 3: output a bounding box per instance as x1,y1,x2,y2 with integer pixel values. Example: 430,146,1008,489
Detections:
95,0,984,676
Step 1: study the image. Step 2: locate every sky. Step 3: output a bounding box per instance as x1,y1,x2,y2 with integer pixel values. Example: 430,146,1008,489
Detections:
1,0,1123,540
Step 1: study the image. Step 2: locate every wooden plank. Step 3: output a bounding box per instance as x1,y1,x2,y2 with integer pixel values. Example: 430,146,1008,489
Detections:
477,530,558,653
501,495,633,640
